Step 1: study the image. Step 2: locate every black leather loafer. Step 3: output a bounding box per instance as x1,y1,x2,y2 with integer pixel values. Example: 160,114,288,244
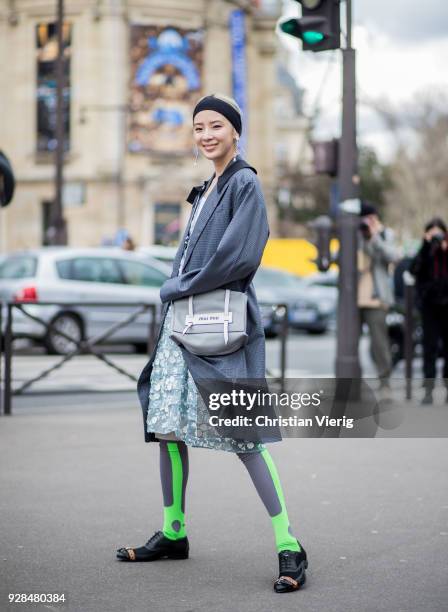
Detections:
116,530,189,561
274,542,308,593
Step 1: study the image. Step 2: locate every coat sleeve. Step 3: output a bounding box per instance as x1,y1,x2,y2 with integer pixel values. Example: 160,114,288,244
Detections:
159,179,269,303
363,228,400,266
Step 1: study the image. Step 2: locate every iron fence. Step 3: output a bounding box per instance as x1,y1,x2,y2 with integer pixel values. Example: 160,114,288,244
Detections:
0,301,290,415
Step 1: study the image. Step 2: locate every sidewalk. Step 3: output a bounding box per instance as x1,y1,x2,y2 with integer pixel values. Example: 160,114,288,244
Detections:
0,393,447,612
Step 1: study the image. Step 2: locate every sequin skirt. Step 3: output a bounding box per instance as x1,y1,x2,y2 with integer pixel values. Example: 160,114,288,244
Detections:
146,302,263,453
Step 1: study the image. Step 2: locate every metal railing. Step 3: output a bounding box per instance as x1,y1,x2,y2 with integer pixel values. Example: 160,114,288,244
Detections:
0,301,290,415
0,301,158,415
263,303,288,394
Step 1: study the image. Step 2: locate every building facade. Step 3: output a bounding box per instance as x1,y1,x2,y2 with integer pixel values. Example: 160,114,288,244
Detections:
0,0,284,251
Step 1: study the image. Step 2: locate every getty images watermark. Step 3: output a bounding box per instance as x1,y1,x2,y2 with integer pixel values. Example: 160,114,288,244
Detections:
195,378,448,439
207,388,354,430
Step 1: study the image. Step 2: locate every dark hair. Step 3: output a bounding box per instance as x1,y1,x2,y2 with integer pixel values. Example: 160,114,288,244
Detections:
425,217,447,233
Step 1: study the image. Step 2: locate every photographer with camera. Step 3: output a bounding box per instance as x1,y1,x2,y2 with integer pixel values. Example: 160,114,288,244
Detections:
410,218,448,405
357,202,400,396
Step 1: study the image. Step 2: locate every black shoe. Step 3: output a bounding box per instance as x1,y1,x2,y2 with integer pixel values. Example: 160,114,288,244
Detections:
116,530,189,562
274,542,308,593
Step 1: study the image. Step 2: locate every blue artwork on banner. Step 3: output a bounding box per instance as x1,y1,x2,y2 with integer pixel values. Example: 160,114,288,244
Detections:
229,10,248,155
135,29,200,91
129,26,203,154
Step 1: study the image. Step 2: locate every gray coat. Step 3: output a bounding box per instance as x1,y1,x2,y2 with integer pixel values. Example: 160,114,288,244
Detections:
137,156,270,443
359,227,400,307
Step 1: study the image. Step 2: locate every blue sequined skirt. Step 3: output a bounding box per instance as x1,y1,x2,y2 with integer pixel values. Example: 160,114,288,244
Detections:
146,302,263,453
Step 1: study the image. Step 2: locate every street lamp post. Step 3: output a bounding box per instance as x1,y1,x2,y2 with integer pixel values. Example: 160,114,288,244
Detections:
53,0,68,245
335,0,361,379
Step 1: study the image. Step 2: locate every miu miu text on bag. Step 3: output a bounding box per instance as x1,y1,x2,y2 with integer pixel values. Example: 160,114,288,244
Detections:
170,288,248,356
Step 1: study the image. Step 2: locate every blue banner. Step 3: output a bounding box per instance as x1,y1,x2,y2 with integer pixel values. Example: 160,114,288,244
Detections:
229,10,248,155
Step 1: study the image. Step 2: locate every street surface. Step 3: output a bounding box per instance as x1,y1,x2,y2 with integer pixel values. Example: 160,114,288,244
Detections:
1,332,447,612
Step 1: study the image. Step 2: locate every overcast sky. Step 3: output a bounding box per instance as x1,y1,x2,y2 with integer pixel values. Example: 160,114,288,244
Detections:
279,0,448,161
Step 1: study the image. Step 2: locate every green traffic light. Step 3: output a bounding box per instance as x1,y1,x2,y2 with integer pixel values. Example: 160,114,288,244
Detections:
303,31,324,45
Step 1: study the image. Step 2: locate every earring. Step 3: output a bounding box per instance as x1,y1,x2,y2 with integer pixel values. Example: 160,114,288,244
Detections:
193,145,199,166
233,138,239,162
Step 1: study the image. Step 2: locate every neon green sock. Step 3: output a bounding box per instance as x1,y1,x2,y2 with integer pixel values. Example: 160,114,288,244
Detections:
260,449,300,553
162,442,187,540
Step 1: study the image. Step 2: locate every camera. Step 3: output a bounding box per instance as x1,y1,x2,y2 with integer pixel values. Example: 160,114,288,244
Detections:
430,230,445,246
359,219,371,239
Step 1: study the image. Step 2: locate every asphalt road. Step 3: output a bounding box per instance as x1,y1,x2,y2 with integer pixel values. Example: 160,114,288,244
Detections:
1,390,448,612
1,333,447,611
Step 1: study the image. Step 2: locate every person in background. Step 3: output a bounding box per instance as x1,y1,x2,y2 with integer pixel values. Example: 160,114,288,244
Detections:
122,236,136,251
410,218,448,405
357,202,400,395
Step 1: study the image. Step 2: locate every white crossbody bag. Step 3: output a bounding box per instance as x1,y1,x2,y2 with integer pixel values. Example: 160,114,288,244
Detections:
170,288,248,356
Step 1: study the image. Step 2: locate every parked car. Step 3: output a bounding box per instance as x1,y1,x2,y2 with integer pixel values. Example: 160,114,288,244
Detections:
299,271,338,330
253,267,330,336
0,248,172,354
137,245,177,268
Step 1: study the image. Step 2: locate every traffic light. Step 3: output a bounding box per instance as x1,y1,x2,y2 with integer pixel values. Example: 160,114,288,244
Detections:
311,139,339,176
279,0,340,52
0,151,15,207
308,215,334,272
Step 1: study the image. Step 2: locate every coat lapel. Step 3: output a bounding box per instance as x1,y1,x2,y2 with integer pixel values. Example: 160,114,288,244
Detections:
171,177,213,276
173,155,257,276
178,181,230,273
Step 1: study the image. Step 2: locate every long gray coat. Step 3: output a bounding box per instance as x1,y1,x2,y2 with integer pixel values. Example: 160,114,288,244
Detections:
137,155,270,443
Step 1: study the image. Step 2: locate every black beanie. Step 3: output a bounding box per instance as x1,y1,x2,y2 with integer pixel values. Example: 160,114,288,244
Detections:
193,95,242,136
425,217,447,233
359,200,379,217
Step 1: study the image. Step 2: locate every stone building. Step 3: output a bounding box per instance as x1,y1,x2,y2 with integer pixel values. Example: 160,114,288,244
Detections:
0,0,290,251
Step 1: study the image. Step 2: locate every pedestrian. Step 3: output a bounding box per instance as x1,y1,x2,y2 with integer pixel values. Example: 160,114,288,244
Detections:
357,201,400,394
121,235,136,251
116,94,308,593
410,217,448,405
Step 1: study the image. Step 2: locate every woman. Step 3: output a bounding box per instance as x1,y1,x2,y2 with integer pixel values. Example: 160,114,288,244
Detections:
410,217,448,404
116,94,308,593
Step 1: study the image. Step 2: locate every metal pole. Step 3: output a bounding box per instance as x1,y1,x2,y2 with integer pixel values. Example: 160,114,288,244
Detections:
4,304,12,415
54,0,67,245
404,281,415,400
0,302,3,415
280,304,288,395
335,0,361,379
346,0,352,48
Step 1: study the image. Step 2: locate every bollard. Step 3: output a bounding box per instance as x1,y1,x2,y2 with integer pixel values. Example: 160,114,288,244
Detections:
3,304,12,415
403,271,415,400
279,304,288,395
0,302,2,415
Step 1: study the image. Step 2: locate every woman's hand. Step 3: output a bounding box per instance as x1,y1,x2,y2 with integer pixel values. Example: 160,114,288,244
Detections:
424,227,445,242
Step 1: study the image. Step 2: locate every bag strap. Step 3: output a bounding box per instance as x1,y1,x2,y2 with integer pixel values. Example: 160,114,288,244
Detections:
182,295,195,335
223,289,230,344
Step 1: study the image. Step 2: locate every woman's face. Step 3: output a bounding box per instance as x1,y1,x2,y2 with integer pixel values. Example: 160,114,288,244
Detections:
193,110,238,161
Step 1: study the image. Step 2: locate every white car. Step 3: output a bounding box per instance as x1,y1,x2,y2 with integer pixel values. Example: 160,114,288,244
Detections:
0,247,171,354
137,245,177,267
